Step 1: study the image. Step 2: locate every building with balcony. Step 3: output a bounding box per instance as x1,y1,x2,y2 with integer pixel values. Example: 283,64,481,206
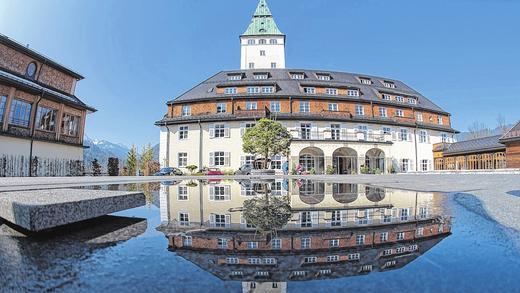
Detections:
0,34,95,176
156,0,457,174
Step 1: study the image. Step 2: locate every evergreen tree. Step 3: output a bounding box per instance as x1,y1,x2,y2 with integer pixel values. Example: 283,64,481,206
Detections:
126,145,138,176
140,144,154,175
92,159,102,176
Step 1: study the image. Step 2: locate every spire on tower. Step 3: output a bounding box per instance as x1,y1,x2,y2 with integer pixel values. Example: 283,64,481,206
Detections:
242,0,284,36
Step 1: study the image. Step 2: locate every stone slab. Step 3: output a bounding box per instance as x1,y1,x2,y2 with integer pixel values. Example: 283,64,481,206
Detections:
0,189,146,231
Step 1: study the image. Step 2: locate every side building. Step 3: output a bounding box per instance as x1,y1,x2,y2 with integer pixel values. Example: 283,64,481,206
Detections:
156,0,457,174
0,34,95,176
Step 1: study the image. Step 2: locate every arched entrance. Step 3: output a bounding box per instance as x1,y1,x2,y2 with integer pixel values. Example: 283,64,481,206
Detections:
365,186,386,202
299,180,325,204
299,147,324,174
365,148,385,173
332,147,358,174
333,183,358,204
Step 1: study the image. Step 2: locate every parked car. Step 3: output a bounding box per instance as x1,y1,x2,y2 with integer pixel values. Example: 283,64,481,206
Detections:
235,163,254,175
206,168,223,175
154,167,183,176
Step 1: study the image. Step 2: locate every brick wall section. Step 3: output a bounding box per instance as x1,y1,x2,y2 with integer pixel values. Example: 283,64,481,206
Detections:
505,141,520,168
0,43,76,94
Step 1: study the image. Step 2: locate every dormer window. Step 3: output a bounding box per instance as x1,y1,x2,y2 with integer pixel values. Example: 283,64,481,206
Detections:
383,81,396,88
290,72,305,80
254,73,269,80
396,96,404,102
359,77,372,85
408,98,417,105
316,73,331,81
382,94,391,101
181,105,191,117
26,62,37,79
325,88,337,95
262,86,275,94
348,89,359,97
227,73,243,81
247,87,260,94
395,109,404,117
224,87,237,94
303,87,316,94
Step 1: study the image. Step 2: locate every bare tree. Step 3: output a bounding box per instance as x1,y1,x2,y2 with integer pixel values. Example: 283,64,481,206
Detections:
468,121,491,139
496,114,509,134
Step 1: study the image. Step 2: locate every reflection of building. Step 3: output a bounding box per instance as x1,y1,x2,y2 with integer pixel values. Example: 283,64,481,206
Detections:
0,34,96,176
157,180,451,284
433,121,520,170
156,0,457,174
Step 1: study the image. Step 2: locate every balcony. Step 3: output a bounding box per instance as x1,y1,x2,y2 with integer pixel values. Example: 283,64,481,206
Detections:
234,106,271,118
292,129,390,143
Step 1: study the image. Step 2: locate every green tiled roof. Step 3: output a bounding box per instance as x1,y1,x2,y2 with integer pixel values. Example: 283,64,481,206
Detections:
242,0,284,36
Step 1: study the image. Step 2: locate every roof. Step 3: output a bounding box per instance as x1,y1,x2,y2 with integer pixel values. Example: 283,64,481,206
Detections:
499,121,520,143
242,0,284,36
443,135,505,156
168,69,450,114
0,33,84,80
0,69,96,112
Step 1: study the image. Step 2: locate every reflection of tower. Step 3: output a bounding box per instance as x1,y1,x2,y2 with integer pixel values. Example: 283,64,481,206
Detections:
242,282,287,293
159,183,170,222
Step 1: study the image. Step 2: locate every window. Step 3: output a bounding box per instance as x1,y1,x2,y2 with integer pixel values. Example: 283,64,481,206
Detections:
395,109,404,117
327,255,339,262
419,130,428,143
241,122,256,137
416,227,424,236
210,151,230,166
35,106,57,132
416,112,423,122
379,107,387,118
246,101,257,110
317,74,331,81
259,39,266,44
301,237,311,249
254,73,269,80
380,232,388,242
248,258,261,264
300,101,310,113
385,260,397,267
319,269,332,275
212,214,228,228
9,99,32,128
325,88,337,95
330,124,341,140
26,62,37,79
271,62,277,69
400,208,410,221
359,77,372,85
356,235,365,245
181,105,191,116
396,247,406,253
396,96,404,102
247,242,259,249
210,185,230,201
227,74,242,81
270,39,278,44
348,89,359,97
300,211,312,227
227,257,239,264
409,244,418,251
292,271,307,277
383,81,396,88
329,239,340,247
382,94,391,101
230,271,243,277
408,98,417,105
61,113,79,136
271,155,283,170
397,232,405,240
263,258,276,265
303,257,317,263
271,238,281,249
179,125,188,140
182,236,192,247
303,87,316,94
383,249,393,256
0,96,6,121
260,50,265,56
247,39,256,45
247,87,260,94
262,86,274,93
178,153,188,167
437,115,443,125
178,186,188,200
248,62,255,69
400,159,410,172
399,128,408,141
213,123,227,138
419,207,428,218
270,101,280,112
348,253,360,260
441,133,449,143
216,103,227,113
179,212,189,226
300,123,311,139
355,105,364,116
291,73,305,80
328,103,338,112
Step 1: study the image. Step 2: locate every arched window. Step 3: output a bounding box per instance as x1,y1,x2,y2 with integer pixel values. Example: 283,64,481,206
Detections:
259,39,267,45
270,39,277,44
26,62,37,79
247,39,255,45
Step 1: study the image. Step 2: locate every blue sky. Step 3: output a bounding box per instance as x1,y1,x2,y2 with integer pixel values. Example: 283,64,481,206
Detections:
1,0,519,147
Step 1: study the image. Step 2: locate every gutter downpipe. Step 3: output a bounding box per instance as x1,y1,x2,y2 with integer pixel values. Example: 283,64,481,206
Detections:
198,119,203,170
414,125,419,172
164,123,171,167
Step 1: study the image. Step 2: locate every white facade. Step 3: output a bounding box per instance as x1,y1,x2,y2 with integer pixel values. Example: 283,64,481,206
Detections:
159,121,454,174
240,36,286,70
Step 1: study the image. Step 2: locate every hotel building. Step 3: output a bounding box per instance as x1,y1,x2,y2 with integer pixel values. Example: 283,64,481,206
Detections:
156,0,457,174
0,34,95,176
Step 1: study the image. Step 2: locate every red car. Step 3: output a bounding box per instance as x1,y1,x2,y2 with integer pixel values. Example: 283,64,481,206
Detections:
206,168,223,176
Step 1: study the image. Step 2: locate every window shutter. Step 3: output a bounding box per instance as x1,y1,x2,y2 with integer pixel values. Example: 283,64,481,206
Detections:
225,214,231,227
210,214,216,225
224,185,231,200
408,133,413,142
340,210,348,223
209,125,215,138
410,159,415,171
209,152,215,167
209,186,215,201
240,124,245,137
224,152,231,166
224,125,230,138
392,131,397,141
311,211,319,227
240,156,245,166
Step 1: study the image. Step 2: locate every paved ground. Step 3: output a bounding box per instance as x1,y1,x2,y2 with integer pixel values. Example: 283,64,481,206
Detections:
1,173,519,231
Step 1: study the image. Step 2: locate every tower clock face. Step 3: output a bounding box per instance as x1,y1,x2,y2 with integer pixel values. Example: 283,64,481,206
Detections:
26,62,37,78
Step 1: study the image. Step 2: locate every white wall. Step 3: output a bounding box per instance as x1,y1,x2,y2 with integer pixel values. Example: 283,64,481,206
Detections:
0,136,82,160
240,36,285,69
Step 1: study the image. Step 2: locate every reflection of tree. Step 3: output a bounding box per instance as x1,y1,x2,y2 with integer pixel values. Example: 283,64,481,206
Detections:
242,183,291,233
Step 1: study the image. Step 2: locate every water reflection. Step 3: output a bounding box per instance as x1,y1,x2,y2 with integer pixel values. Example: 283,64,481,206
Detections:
157,179,451,285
